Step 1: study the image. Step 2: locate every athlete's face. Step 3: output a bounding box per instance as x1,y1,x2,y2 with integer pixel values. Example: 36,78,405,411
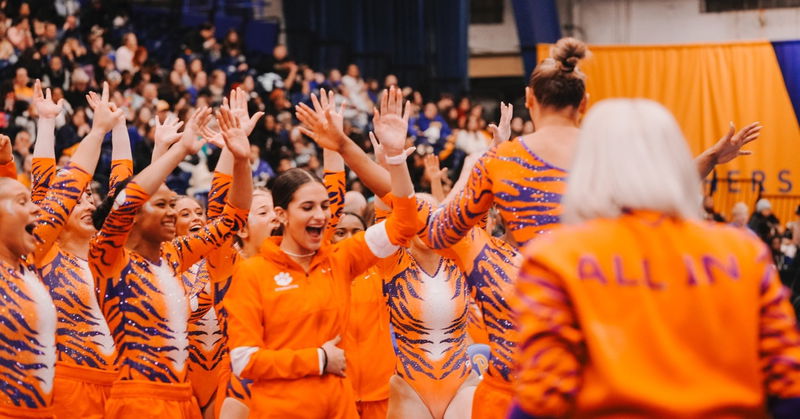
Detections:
0,180,40,259
331,214,364,244
241,190,278,248
276,182,330,253
65,189,97,239
174,197,205,236
136,184,178,243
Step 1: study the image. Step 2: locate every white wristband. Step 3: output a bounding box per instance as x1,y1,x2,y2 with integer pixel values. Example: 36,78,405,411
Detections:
385,152,408,166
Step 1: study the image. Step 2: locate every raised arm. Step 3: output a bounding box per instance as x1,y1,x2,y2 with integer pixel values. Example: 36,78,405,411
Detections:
296,89,394,198
31,79,63,203
151,114,184,164
423,153,447,202
0,136,15,179
86,90,133,192
487,101,513,146
695,121,762,179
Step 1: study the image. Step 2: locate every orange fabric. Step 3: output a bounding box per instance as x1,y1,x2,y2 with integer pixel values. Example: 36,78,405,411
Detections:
30,157,55,205
536,40,800,198
0,405,54,419
356,399,388,419
214,359,252,418
0,163,92,411
105,380,201,419
466,297,489,345
342,267,394,403
89,182,248,384
422,139,567,249
33,157,117,371
108,159,133,196
206,172,232,220
0,159,16,179
51,362,115,419
472,378,513,419
248,374,358,419
512,211,800,417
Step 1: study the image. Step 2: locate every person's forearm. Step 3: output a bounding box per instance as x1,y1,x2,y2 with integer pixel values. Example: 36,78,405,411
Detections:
695,147,718,179
134,143,187,194
112,120,133,161
69,128,106,173
387,160,413,199
340,139,391,197
215,146,234,175
229,155,253,210
323,148,344,172
33,117,56,159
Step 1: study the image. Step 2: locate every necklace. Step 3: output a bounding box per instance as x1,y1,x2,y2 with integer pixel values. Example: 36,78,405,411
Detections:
282,248,317,258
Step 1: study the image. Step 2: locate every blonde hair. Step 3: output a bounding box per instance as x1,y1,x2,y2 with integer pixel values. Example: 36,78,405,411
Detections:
562,99,702,224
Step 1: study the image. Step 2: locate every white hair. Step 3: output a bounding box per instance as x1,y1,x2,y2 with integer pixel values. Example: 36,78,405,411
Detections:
562,99,702,224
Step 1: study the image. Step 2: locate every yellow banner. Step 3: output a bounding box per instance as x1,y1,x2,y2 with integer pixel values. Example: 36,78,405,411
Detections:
537,41,800,196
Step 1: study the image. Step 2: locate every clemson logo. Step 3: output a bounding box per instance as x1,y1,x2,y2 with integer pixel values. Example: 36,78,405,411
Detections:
274,272,293,287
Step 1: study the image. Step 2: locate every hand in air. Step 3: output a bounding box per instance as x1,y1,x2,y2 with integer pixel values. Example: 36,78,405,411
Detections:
711,121,762,165
423,153,447,182
33,79,64,119
321,335,347,377
89,82,124,134
217,107,250,160
179,106,213,155
154,114,184,150
488,102,513,144
315,88,346,131
296,96,348,152
373,86,412,157
0,135,12,165
227,88,264,136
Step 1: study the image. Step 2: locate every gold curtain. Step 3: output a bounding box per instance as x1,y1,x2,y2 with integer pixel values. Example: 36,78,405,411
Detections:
537,41,800,202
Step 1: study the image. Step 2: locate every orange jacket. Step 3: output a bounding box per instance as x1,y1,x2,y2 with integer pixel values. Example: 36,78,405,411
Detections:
512,211,800,418
226,195,417,415
342,267,394,403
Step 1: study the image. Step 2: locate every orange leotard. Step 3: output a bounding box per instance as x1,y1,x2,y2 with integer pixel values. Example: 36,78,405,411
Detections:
0,162,92,414
422,138,567,249
89,181,248,383
512,211,800,418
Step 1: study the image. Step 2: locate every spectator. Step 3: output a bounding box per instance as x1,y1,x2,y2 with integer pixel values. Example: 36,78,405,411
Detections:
455,115,491,155
12,66,33,101
7,17,33,51
12,129,31,171
749,198,781,243
115,32,138,73
250,144,275,187
344,190,368,220
730,202,750,230
702,196,725,222
410,102,452,155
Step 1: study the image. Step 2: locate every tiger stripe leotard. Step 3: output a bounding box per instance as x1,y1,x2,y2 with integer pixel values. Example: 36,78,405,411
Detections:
34,158,132,371
423,138,567,249
0,163,92,413
89,181,248,383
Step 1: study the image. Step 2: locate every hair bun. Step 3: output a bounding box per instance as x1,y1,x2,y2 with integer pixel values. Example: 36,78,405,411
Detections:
551,37,587,73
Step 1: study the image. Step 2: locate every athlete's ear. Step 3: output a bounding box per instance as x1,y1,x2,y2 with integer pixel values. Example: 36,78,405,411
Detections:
237,225,249,240
273,206,287,226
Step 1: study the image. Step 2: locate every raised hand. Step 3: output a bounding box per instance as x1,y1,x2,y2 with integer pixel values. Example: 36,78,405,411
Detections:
373,86,411,157
423,153,447,182
89,82,124,134
296,101,348,152
0,135,12,164
178,106,213,155
33,79,64,119
217,107,250,160
154,114,184,149
488,102,513,144
227,88,264,135
199,123,225,149
316,89,346,131
711,121,762,165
